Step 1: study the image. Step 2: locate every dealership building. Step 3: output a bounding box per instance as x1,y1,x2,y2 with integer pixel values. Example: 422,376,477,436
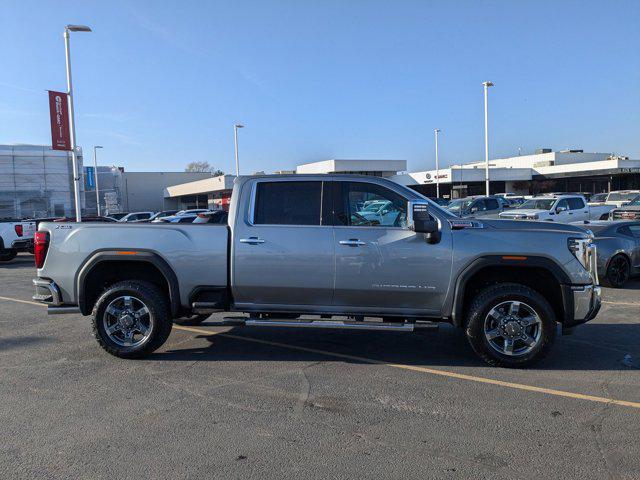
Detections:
391,149,640,198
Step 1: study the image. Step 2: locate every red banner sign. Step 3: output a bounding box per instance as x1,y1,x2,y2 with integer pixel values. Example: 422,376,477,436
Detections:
48,90,72,151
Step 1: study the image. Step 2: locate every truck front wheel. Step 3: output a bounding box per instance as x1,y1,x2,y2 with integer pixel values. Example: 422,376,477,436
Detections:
465,283,556,368
91,280,173,358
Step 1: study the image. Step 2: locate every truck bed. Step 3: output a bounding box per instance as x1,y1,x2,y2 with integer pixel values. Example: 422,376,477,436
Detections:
37,222,229,307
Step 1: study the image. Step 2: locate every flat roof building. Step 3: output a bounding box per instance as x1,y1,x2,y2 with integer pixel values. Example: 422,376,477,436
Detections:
296,159,406,177
392,150,640,198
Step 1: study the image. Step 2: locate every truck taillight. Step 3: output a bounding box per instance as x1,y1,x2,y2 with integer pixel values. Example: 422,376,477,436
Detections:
34,232,50,268
14,224,23,237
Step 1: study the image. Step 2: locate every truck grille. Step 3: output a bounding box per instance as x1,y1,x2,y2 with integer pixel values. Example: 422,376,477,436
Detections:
612,210,640,220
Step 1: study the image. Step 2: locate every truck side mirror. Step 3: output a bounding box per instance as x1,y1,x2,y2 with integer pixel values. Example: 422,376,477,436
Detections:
556,206,567,214
410,202,439,237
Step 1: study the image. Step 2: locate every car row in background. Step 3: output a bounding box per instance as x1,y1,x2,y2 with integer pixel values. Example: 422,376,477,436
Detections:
572,220,640,288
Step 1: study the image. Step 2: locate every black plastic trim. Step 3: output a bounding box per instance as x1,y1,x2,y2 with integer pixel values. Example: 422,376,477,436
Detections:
451,255,572,327
76,250,180,316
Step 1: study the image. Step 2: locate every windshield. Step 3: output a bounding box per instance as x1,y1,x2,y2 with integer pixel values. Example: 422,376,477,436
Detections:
447,199,473,212
608,192,639,202
517,199,555,210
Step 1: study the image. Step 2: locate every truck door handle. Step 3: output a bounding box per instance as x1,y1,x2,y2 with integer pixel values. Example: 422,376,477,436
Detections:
339,239,366,247
240,237,265,245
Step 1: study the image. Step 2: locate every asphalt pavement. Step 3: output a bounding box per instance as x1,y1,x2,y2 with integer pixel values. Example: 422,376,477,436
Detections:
1,254,639,479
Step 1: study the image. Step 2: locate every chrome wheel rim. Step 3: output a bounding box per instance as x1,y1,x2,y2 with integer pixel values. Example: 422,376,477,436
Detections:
484,301,542,357
103,295,152,347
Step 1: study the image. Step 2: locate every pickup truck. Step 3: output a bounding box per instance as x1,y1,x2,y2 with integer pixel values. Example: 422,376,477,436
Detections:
0,219,35,261
499,195,590,222
32,175,601,368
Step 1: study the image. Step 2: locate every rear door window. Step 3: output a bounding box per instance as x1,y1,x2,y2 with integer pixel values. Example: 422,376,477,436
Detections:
568,198,586,210
485,198,500,210
254,181,322,225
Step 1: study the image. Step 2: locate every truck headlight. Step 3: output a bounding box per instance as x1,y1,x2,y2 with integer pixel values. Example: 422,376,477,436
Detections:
568,237,597,284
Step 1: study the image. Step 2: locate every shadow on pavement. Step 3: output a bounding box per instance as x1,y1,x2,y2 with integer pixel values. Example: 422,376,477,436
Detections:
151,322,640,372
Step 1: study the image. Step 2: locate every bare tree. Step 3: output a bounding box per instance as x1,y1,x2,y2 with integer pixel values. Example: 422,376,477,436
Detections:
185,161,224,176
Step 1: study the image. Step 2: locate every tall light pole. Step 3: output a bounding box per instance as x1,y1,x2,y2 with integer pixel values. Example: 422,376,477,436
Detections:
64,24,92,222
482,81,494,196
93,146,103,216
434,129,441,198
234,124,244,176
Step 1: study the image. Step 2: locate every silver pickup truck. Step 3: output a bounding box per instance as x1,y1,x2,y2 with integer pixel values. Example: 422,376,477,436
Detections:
32,174,601,367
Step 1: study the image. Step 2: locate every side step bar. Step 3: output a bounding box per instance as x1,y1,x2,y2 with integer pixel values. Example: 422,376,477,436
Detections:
238,318,439,332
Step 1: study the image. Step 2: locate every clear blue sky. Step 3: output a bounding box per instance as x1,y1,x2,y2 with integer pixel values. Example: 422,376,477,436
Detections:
1,0,639,174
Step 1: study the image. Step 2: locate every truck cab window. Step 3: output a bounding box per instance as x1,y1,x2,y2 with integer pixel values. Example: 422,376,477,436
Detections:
254,181,322,225
568,197,585,210
336,182,407,227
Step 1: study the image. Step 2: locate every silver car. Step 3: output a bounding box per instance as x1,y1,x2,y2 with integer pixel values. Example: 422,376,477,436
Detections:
446,196,504,219
576,221,640,287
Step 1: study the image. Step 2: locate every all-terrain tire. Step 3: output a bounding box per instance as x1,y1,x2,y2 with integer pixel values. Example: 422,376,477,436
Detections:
91,280,172,359
465,283,556,368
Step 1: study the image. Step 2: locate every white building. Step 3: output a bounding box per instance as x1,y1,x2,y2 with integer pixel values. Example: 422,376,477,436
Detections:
391,150,640,198
0,144,84,219
296,159,406,177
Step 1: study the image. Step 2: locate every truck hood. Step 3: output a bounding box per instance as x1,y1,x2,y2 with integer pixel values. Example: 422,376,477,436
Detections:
612,206,640,212
478,218,590,235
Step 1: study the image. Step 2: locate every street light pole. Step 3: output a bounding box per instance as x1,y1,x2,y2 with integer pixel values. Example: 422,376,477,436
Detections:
434,129,441,198
93,146,103,216
64,24,92,222
234,124,244,176
482,81,494,196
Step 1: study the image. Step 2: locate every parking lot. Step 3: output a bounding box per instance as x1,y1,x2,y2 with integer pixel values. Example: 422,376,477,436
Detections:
1,254,639,479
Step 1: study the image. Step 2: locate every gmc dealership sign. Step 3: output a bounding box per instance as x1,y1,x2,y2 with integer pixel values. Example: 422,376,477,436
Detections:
48,90,72,151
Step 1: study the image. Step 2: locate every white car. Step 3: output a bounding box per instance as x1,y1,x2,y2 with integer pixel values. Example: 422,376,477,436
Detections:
499,195,590,222
603,190,640,208
118,211,155,222
0,219,36,261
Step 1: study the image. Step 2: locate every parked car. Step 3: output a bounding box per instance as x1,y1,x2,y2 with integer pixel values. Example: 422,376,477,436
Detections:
499,195,589,222
192,211,228,224
589,193,608,203
156,214,199,223
609,195,640,220
141,210,179,223
446,196,504,219
119,211,155,222
0,219,35,261
603,190,640,208
573,220,640,287
32,174,601,368
175,209,209,216
106,212,129,221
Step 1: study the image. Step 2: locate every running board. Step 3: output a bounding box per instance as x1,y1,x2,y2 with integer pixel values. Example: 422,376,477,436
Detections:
192,302,225,314
242,319,426,332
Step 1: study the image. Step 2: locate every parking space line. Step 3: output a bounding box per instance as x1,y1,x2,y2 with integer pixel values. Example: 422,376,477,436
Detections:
0,296,45,307
602,301,640,307
2,295,639,410
172,325,640,411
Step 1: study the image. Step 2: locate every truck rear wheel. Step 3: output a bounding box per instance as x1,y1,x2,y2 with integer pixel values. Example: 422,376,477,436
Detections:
91,280,172,358
464,283,556,368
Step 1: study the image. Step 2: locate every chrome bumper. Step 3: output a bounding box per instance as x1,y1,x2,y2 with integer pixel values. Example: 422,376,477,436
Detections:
32,278,80,314
33,278,62,305
572,284,601,323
